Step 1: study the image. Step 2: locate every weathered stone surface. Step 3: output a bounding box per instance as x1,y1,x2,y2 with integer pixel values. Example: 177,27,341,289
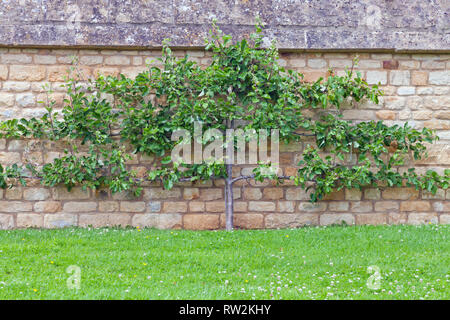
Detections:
440,215,450,224
320,213,355,226
183,214,219,230
79,213,131,227
63,202,97,212
220,213,264,229
262,188,284,200
376,110,396,120
388,212,408,224
0,152,21,165
34,201,61,213
400,201,431,212
147,201,161,213
375,201,399,212
0,93,14,107
408,213,438,225
5,187,22,200
433,202,450,212
382,188,419,200
345,189,362,201
0,1,447,50
322,190,345,201
328,201,349,212
266,213,318,228
422,189,445,200
162,201,188,213
285,187,311,200
132,213,182,229
277,201,295,212
243,188,263,200
44,213,77,228
299,202,326,212
189,201,205,212
350,201,373,213
366,71,388,85
205,201,225,213
143,188,181,200
17,213,43,228
23,188,51,201
9,65,45,81
53,187,90,200
0,201,32,212
98,201,119,212
0,214,14,229
183,188,199,200
364,188,381,200
429,71,450,85
233,201,247,212
199,188,223,201
356,213,387,225
119,201,146,212
248,201,276,212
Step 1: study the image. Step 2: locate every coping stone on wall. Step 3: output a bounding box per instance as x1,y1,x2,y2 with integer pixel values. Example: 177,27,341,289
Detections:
0,1,449,51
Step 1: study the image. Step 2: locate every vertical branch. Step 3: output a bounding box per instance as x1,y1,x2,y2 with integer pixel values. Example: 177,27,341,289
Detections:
225,119,235,231
225,162,234,231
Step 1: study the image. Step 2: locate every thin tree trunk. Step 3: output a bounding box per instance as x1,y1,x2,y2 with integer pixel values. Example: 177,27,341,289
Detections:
225,163,234,231
225,119,235,231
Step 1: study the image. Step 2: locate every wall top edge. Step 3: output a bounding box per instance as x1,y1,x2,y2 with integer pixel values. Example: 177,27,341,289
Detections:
0,1,449,51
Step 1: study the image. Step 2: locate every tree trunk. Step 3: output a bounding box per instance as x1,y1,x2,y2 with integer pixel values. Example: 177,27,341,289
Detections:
225,163,234,231
225,119,235,231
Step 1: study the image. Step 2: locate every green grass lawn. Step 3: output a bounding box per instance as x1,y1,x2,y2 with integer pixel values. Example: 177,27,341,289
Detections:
0,224,448,300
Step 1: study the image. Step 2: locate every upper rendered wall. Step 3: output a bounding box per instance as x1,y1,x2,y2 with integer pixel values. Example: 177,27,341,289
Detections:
0,0,449,51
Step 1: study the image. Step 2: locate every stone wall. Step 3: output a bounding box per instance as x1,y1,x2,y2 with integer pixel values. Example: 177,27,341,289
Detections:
0,0,448,51
0,48,449,229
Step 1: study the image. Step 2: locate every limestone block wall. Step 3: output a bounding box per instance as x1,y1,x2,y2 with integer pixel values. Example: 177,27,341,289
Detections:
0,48,449,229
